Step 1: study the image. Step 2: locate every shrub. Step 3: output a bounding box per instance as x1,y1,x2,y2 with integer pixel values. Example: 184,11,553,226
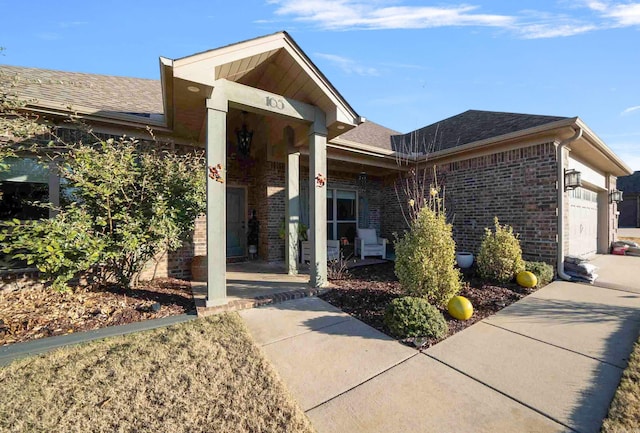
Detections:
477,217,525,283
384,296,448,339
394,206,461,307
525,261,554,286
1,137,206,290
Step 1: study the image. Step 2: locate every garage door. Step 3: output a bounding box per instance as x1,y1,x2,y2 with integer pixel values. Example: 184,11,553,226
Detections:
568,187,599,257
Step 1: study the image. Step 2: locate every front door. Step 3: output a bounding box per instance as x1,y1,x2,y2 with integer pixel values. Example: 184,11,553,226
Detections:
226,187,246,258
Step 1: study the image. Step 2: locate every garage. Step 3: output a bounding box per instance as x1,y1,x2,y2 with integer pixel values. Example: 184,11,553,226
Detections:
568,187,599,257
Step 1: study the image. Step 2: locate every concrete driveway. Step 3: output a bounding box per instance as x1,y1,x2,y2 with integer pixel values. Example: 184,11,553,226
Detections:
240,255,640,433
590,254,640,293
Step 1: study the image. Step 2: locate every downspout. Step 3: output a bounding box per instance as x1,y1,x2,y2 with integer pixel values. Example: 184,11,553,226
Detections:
557,127,583,281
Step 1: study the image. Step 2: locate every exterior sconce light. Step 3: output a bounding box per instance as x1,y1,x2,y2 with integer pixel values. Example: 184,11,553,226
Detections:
564,169,582,191
236,111,253,157
357,172,368,191
610,190,623,203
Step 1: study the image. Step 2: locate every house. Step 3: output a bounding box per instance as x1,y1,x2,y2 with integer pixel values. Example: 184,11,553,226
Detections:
0,31,632,306
618,171,640,228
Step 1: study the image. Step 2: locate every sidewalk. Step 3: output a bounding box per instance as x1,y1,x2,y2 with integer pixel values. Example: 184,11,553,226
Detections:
239,256,640,433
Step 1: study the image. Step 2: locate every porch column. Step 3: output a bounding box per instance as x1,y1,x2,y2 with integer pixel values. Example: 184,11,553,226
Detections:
309,111,328,287
285,126,300,275
205,98,228,307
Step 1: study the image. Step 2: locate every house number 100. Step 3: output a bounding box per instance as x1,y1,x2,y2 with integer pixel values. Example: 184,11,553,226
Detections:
266,96,285,110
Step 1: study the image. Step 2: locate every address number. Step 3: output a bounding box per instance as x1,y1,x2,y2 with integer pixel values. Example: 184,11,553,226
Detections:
266,96,285,110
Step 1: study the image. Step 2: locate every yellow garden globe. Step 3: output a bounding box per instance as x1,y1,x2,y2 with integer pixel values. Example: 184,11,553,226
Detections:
447,296,473,321
517,271,538,288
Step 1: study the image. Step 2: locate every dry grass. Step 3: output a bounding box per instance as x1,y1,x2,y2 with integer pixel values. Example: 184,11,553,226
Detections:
0,314,315,433
619,236,640,245
601,338,640,433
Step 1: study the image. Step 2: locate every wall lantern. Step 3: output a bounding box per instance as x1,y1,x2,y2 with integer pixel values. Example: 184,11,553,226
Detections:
357,172,368,191
236,111,253,157
610,190,623,203
564,169,582,191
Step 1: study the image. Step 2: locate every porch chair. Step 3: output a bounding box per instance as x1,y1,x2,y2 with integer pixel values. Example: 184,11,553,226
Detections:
355,228,387,260
300,230,341,263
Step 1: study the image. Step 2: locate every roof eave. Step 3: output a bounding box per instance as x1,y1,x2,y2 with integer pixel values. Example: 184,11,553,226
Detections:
413,117,578,161
21,101,169,131
159,57,174,130
574,118,633,177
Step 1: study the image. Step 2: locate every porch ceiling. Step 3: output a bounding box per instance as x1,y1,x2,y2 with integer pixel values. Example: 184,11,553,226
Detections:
163,32,361,144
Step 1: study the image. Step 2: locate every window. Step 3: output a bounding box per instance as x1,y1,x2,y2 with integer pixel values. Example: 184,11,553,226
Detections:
0,157,52,220
327,189,357,243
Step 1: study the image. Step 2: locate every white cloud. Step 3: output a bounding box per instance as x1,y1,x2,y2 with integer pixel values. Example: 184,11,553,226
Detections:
622,106,640,115
517,23,597,38
268,0,640,38
314,53,379,76
586,1,640,26
269,1,514,30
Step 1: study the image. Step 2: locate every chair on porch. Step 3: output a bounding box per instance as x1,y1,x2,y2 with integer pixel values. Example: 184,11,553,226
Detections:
300,230,340,263
355,228,387,260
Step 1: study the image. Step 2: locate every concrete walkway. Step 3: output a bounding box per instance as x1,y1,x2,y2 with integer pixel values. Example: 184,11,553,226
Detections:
239,255,640,433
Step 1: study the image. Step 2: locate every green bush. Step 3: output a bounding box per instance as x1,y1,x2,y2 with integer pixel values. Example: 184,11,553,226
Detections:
525,261,554,286
477,217,525,283
1,138,206,290
384,296,448,339
394,206,461,307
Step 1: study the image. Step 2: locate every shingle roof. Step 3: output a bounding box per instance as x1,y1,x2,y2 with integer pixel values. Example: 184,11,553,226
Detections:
335,120,401,150
0,65,163,117
391,110,569,154
618,171,640,193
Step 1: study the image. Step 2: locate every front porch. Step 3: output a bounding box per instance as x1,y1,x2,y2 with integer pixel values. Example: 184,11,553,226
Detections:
191,256,391,316
191,261,321,316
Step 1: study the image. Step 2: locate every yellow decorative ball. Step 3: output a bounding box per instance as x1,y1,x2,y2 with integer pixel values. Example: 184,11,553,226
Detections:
447,296,473,321
517,271,538,288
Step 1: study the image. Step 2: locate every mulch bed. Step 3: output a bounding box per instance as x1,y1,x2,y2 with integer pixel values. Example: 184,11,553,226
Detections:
0,278,195,346
320,261,539,349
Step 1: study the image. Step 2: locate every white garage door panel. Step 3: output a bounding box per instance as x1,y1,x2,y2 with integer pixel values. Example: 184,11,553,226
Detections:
569,188,598,258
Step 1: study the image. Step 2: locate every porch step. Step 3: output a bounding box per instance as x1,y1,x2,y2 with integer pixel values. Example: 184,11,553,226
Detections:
194,285,329,317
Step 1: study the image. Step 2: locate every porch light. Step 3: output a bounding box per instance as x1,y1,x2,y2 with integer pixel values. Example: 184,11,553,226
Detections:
236,111,253,157
564,169,582,191
610,190,623,203
357,172,368,191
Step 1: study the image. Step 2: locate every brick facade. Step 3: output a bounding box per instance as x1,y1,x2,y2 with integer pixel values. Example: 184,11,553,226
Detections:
381,142,560,264
138,155,383,280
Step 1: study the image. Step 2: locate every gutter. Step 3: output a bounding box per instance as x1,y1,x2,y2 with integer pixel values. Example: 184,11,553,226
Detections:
556,127,583,281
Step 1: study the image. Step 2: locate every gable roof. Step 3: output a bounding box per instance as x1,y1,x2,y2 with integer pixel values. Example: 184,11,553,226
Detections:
390,110,570,153
618,171,640,193
0,65,163,123
165,31,361,139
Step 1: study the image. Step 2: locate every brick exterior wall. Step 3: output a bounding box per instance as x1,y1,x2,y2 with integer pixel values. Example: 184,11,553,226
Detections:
149,160,384,279
381,142,560,264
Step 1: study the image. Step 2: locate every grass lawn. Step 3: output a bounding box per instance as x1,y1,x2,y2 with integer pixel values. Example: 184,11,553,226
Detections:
619,236,640,245
601,337,640,433
0,313,314,433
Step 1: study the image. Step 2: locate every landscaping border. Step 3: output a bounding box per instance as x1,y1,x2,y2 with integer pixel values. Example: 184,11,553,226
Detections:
0,312,197,366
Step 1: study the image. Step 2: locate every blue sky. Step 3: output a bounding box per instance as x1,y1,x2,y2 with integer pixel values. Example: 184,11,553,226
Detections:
2,0,639,170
